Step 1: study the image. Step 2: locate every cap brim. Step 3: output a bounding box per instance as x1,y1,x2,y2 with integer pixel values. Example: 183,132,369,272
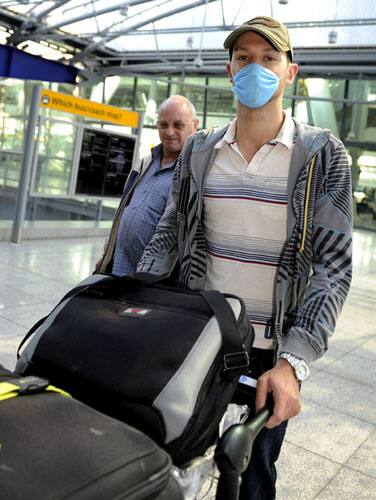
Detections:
223,26,290,54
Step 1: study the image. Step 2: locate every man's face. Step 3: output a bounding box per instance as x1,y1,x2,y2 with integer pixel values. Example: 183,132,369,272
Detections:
156,103,198,156
226,31,297,103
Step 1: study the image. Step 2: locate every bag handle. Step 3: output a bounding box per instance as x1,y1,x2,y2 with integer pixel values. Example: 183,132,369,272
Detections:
200,290,249,377
121,272,169,286
92,272,169,288
17,315,47,359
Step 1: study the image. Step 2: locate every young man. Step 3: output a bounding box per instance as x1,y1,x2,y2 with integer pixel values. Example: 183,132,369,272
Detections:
138,16,352,499
97,95,198,275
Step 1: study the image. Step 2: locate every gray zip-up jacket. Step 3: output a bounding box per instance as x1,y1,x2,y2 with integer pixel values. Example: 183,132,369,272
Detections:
138,119,353,364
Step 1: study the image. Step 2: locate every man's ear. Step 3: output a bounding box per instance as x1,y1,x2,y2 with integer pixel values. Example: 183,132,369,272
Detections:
193,118,199,131
226,62,233,83
286,63,298,85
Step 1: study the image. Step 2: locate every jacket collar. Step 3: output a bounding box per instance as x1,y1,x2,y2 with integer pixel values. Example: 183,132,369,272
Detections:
151,142,164,160
214,115,296,151
190,118,332,159
151,142,178,171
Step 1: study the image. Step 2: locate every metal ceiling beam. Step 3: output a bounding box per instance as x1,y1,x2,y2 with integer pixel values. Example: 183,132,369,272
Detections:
9,0,72,43
100,63,223,74
37,16,376,40
30,0,72,22
90,46,376,78
92,17,376,37
0,6,118,59
95,62,376,76
0,6,24,28
29,0,154,35
298,65,376,74
93,46,376,64
73,0,218,62
287,17,376,28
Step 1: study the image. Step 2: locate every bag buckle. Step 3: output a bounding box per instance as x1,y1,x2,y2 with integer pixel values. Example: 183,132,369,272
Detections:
7,376,50,395
223,351,249,373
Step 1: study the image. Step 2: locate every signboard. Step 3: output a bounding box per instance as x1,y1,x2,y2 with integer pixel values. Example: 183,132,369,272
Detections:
40,89,139,128
74,127,136,198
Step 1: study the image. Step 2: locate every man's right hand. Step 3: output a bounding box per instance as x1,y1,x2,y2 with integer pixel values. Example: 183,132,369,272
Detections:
255,358,301,429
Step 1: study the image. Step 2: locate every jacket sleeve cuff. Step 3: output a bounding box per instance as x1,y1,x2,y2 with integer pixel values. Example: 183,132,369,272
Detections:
277,328,323,364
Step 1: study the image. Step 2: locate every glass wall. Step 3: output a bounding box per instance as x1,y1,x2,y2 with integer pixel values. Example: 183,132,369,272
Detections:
1,73,376,230
206,77,236,128
170,76,206,128
294,77,376,230
0,79,26,190
33,118,76,196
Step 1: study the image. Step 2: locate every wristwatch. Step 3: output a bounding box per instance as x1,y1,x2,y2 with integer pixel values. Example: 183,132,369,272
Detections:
279,352,310,382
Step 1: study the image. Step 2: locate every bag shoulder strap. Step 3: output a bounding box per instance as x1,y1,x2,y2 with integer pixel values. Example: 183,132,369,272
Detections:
17,315,47,358
200,290,249,377
17,281,96,358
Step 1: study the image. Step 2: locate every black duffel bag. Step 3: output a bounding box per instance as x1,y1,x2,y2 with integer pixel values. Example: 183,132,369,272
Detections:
16,273,254,465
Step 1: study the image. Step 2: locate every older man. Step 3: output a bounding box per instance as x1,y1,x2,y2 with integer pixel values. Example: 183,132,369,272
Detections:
97,95,198,275
138,16,352,500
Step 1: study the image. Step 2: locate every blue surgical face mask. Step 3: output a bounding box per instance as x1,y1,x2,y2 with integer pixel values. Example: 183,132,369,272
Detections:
232,63,280,109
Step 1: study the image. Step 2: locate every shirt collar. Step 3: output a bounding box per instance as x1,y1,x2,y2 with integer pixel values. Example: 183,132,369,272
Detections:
268,113,296,150
214,114,296,151
151,142,164,160
214,119,237,149
151,143,178,171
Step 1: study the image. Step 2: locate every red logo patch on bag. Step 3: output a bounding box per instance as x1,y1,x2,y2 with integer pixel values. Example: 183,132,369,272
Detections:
120,307,151,317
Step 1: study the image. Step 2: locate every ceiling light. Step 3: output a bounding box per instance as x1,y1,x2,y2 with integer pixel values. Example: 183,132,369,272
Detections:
119,3,129,16
328,30,338,44
186,36,194,50
193,55,203,68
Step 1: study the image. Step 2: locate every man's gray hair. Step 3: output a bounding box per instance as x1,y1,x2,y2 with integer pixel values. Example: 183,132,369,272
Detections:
158,95,197,119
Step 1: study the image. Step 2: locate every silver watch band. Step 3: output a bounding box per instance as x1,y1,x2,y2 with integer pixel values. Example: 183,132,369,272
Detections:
279,352,310,382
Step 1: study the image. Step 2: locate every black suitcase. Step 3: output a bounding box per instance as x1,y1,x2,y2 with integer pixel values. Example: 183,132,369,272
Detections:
0,364,183,500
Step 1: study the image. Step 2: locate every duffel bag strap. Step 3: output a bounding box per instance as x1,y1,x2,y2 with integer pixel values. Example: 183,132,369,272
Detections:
17,280,101,359
17,315,48,358
0,376,71,402
200,290,249,377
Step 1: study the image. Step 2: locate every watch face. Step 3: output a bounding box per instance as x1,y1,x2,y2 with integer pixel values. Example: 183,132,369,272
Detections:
295,362,309,381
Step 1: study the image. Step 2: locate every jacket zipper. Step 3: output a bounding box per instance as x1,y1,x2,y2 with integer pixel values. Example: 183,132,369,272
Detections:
275,154,316,351
299,155,316,254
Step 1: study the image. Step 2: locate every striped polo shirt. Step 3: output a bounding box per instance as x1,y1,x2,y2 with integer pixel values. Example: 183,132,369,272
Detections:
203,115,295,350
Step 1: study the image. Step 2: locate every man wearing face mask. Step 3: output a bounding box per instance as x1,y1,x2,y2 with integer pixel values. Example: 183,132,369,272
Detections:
138,16,352,499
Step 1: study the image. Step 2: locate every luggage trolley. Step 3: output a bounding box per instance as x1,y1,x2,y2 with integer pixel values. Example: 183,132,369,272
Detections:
172,381,273,500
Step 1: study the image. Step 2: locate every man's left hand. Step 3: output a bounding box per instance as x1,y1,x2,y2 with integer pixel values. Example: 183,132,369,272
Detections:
255,358,301,429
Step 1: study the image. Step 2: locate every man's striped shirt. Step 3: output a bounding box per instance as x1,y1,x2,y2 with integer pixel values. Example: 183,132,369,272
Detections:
203,116,295,349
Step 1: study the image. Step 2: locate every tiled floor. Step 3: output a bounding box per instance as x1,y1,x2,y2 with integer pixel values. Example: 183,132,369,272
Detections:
0,229,375,499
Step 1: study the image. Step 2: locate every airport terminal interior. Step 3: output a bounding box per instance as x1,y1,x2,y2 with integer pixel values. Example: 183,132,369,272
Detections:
0,0,376,498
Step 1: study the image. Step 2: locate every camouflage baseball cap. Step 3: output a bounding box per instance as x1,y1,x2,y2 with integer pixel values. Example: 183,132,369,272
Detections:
223,16,294,61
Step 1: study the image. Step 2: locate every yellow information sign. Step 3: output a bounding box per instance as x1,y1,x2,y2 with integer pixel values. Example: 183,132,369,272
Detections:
40,89,139,128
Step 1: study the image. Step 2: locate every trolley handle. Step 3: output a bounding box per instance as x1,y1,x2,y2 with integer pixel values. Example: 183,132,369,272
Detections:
214,396,274,500
245,394,273,439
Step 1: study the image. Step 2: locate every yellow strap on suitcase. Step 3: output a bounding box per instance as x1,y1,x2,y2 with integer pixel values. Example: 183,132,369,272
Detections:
0,376,71,402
